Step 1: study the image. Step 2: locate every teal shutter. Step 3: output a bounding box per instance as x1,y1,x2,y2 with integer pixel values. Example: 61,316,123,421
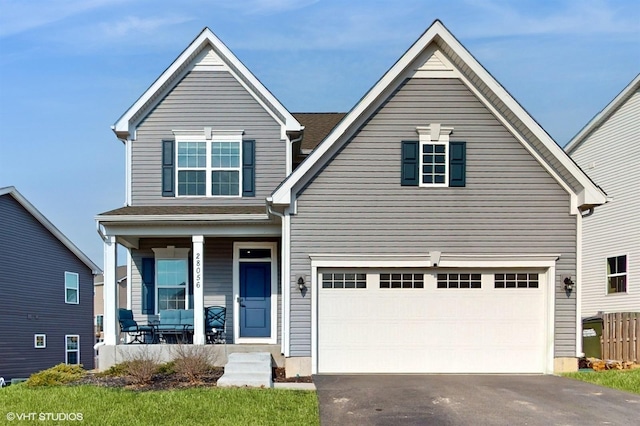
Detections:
242,140,255,197
449,141,466,187
162,140,175,197
401,141,419,186
141,258,155,314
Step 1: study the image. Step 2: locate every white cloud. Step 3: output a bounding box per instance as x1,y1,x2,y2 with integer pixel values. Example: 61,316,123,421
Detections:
96,15,194,40
460,0,639,38
0,0,134,37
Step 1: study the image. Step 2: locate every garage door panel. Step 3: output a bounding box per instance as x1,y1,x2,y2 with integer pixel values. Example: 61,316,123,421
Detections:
318,270,547,373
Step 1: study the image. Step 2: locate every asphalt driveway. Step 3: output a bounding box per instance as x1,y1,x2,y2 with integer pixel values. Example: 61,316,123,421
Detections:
314,374,640,425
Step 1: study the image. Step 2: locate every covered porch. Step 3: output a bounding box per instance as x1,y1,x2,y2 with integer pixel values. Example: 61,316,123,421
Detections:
96,206,285,370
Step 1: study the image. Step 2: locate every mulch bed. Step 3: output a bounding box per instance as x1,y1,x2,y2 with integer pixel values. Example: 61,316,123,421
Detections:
72,367,310,391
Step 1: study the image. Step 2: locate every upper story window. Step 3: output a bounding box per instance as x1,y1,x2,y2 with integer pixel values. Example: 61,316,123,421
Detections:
162,128,255,198
65,271,79,304
176,140,241,196
607,255,627,294
401,124,465,188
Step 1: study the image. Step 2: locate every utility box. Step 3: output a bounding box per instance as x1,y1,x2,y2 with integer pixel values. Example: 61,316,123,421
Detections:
582,315,603,359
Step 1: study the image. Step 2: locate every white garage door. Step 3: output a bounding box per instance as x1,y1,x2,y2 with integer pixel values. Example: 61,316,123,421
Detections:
318,270,548,373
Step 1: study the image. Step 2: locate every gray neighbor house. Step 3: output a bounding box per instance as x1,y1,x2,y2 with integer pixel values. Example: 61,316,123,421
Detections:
0,187,100,381
97,20,607,376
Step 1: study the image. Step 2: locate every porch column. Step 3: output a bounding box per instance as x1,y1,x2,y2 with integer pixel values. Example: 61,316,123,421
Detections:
103,235,118,345
192,235,205,345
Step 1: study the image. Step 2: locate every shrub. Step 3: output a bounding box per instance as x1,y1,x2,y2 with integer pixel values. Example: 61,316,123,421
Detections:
96,362,129,378
122,348,160,385
172,345,215,383
156,360,176,375
26,364,86,387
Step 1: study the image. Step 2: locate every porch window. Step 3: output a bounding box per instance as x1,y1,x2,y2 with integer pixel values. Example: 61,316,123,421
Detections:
65,271,79,304
156,259,188,311
607,255,627,294
65,335,79,365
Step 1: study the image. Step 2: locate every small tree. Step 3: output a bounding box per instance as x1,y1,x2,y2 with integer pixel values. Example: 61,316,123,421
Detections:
171,344,216,383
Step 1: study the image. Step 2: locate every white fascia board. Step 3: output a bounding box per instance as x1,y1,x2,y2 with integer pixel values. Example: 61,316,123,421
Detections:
96,213,270,223
309,253,560,269
271,20,607,208
0,187,101,274
565,73,640,154
112,28,301,139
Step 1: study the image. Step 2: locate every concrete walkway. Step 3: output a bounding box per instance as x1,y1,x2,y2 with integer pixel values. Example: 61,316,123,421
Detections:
314,374,640,426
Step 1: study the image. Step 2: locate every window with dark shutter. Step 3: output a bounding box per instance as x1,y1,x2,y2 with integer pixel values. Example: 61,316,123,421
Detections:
161,140,175,197
242,139,255,196
449,141,466,187
141,258,155,314
401,140,419,186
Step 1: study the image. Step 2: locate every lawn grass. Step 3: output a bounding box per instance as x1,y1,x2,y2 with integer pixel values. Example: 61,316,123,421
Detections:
3,384,319,425
563,368,640,395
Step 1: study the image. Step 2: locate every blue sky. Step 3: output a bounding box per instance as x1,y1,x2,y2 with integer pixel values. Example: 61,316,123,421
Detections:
0,0,638,268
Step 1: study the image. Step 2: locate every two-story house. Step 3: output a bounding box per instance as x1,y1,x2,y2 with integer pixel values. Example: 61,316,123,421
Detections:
0,187,100,381
97,21,607,376
565,75,639,317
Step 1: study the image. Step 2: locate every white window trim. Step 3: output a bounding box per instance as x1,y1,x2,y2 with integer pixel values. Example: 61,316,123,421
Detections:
233,242,278,344
152,247,191,314
34,334,46,348
417,124,454,187
606,254,628,295
65,335,80,365
64,271,79,304
173,128,244,198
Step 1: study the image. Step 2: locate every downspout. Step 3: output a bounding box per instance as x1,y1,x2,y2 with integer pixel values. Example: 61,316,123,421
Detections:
268,201,290,357
286,131,304,176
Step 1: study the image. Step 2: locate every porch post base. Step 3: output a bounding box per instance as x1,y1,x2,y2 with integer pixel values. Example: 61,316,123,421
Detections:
553,357,578,373
284,356,312,378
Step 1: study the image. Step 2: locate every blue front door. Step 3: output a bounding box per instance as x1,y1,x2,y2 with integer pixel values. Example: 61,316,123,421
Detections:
239,262,271,338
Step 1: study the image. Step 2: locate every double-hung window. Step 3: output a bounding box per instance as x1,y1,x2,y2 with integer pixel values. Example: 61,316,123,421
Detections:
173,130,243,197
65,335,79,365
65,272,79,304
156,258,189,311
607,255,627,294
401,124,466,187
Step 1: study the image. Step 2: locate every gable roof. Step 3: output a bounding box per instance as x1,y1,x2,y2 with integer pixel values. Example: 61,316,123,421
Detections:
112,27,302,140
0,186,101,274
270,20,607,212
293,113,347,150
565,73,640,154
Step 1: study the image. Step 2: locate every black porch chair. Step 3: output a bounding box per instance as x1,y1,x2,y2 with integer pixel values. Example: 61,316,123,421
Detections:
205,306,226,344
118,308,154,344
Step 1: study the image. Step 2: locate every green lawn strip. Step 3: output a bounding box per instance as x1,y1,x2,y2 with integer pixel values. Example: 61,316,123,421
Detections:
3,385,319,425
563,368,640,394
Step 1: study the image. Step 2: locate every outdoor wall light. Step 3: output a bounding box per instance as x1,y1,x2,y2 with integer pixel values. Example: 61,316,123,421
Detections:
563,276,575,291
297,276,306,291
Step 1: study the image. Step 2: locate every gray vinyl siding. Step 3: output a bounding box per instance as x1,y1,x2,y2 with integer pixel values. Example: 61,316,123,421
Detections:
289,78,577,357
570,87,640,316
0,195,94,380
131,70,285,205
130,237,281,344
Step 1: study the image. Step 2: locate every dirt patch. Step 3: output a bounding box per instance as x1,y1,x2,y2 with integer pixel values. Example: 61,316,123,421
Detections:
73,367,311,390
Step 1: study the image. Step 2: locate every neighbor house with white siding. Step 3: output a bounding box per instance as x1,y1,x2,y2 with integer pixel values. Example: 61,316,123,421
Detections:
97,20,607,376
565,74,640,317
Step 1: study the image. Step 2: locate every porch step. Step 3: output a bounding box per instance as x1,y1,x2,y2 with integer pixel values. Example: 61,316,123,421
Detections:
217,352,273,388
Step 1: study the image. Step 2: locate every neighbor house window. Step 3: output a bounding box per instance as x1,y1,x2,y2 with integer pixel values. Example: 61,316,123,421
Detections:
65,335,79,365
95,315,104,332
380,273,424,289
34,334,46,348
65,272,79,304
607,255,627,294
322,273,366,289
156,258,188,311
